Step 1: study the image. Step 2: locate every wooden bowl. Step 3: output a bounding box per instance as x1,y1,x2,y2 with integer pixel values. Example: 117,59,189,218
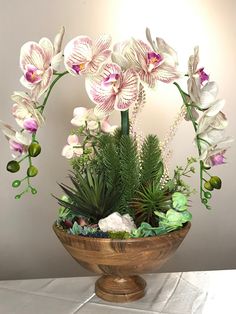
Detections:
53,222,190,302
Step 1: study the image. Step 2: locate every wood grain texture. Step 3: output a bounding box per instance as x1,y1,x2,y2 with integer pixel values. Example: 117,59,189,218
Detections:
53,222,190,302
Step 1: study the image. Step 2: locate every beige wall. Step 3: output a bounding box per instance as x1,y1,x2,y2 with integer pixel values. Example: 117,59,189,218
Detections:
0,0,235,280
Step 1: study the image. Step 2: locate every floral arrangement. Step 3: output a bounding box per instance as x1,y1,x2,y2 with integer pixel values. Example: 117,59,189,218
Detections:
0,27,232,238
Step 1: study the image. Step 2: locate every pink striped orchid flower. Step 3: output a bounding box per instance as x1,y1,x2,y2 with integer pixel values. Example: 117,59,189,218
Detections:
113,34,179,88
19,31,64,100
85,63,139,114
64,35,111,76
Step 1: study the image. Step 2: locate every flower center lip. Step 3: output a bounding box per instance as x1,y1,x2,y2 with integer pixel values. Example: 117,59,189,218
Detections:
102,73,120,93
147,52,163,72
197,67,209,85
210,151,226,166
25,65,43,83
72,63,86,74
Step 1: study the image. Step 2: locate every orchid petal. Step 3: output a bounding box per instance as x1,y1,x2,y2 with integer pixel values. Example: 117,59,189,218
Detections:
188,46,199,75
211,112,228,129
39,37,54,66
85,63,121,107
62,145,74,159
205,99,225,117
67,134,79,145
114,69,139,111
156,37,178,66
53,26,65,54
93,34,111,55
73,107,88,117
199,82,218,108
51,52,63,71
20,42,45,71
87,120,99,130
0,120,16,139
155,64,180,83
64,36,93,75
94,95,116,115
20,76,35,89
31,67,53,99
15,131,31,146
87,49,111,74
111,52,130,70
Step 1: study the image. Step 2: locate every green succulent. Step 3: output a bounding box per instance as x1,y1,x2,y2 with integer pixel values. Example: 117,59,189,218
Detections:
172,192,188,211
155,208,192,230
56,169,121,223
70,222,98,236
130,222,178,238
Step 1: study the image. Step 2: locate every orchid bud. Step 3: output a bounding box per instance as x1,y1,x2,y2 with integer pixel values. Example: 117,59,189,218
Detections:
54,26,65,54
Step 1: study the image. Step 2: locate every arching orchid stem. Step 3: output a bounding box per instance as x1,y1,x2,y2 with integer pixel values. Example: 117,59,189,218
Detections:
40,70,68,113
121,110,129,135
173,82,208,208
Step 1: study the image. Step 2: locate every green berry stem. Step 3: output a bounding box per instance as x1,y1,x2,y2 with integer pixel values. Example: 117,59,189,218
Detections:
18,154,29,164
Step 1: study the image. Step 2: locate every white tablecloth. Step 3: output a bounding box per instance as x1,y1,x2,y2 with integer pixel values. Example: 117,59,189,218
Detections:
0,270,235,314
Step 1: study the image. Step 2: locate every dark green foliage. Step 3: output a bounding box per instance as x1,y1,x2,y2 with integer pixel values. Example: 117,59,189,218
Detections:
140,135,164,186
96,132,140,216
118,135,139,214
56,169,121,223
96,133,121,189
57,129,169,226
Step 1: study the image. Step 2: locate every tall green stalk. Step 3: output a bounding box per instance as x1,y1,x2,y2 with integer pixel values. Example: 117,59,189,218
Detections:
121,110,129,135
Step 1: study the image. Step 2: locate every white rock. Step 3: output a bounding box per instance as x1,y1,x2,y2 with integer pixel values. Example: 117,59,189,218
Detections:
98,212,136,233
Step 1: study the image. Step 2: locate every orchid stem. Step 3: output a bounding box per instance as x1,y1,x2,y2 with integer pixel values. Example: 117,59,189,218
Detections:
40,70,68,113
173,82,208,207
121,110,129,135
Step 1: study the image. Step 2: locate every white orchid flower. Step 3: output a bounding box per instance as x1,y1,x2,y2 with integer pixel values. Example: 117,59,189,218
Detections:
71,106,117,132
11,91,44,132
197,99,227,134
198,81,218,109
187,47,209,103
64,35,111,76
200,137,233,167
61,134,83,159
71,107,89,127
0,121,31,158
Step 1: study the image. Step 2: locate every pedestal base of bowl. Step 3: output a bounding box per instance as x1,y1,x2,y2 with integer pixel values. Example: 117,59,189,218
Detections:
95,275,146,302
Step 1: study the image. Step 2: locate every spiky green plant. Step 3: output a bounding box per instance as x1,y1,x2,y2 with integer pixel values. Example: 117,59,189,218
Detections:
130,182,172,226
130,134,168,226
118,135,140,214
56,169,121,223
140,135,164,186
